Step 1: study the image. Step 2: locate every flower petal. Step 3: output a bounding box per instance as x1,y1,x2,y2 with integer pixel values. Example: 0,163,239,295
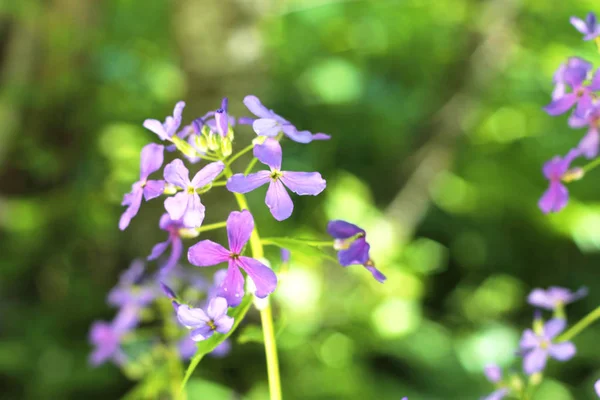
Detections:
327,220,365,239
570,16,589,34
148,239,170,261
217,263,246,307
253,118,281,137
544,318,566,339
163,159,191,188
549,341,576,361
143,180,165,201
578,128,599,159
483,388,509,400
161,236,183,274
538,182,568,214
139,143,165,179
177,304,209,328
523,348,548,375
281,125,313,143
188,240,230,267
484,364,502,383
143,119,168,140
265,180,294,221
182,193,205,228
527,289,555,309
119,189,143,230
338,237,370,266
226,210,254,254
237,257,278,299
364,264,386,283
243,95,275,118
520,329,539,349
206,297,229,321
312,133,331,141
543,94,577,116
191,161,225,188
589,68,600,90
164,192,190,221
281,171,326,196
190,326,213,341
254,138,282,169
226,171,270,193
214,315,234,334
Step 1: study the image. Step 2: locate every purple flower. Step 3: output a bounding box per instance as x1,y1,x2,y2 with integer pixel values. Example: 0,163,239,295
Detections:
179,336,231,360
119,143,165,230
482,389,509,400
107,260,157,309
281,248,291,263
551,58,593,100
570,12,600,41
569,103,600,158
243,95,331,143
327,220,386,283
148,214,185,274
213,98,230,138
187,210,278,306
481,364,509,400
163,159,225,227
176,297,234,341
538,148,580,214
143,101,186,141
226,138,326,221
520,319,576,375
528,286,587,310
89,305,138,366
544,60,600,116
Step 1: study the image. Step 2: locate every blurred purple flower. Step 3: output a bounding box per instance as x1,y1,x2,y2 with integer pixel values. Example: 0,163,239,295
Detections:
538,148,580,214
281,248,291,264
569,103,600,158
520,319,576,375
163,159,225,227
148,214,185,274
243,95,331,143
570,12,600,41
89,305,139,366
187,210,278,306
226,138,326,221
143,101,185,141
481,364,508,400
551,58,593,100
176,297,234,341
528,286,587,310
107,260,157,309
483,389,509,400
327,220,386,283
119,143,165,230
544,60,600,116
178,336,231,360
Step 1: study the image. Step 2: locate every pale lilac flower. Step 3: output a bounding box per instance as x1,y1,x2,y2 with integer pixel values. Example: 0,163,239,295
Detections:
544,61,600,116
327,220,386,283
107,260,157,309
143,101,185,141
89,305,138,366
570,12,600,41
226,138,326,221
520,318,576,375
569,103,600,158
148,214,185,274
552,58,593,100
528,286,587,310
187,210,278,306
163,159,225,227
176,297,234,341
481,364,509,400
119,143,165,230
538,148,580,214
243,95,331,143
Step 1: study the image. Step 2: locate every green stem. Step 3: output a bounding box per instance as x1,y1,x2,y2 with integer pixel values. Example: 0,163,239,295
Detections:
195,221,227,233
226,143,255,166
244,158,259,175
224,166,283,400
261,238,334,247
211,180,227,187
556,305,600,342
581,157,600,174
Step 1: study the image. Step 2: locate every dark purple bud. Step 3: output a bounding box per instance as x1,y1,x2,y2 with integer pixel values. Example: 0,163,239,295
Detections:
215,109,228,137
160,282,177,299
220,97,228,113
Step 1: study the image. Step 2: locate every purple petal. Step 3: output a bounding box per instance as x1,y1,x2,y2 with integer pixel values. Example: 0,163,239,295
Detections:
312,133,331,141
563,66,588,87
190,325,214,341
254,138,282,169
578,128,599,159
549,341,576,361
226,210,254,254
188,240,230,267
178,337,197,359
139,143,165,179
237,256,278,298
209,340,231,358
112,305,141,333
172,101,185,121
589,68,600,90
164,192,191,221
523,348,548,375
484,364,502,383
243,95,275,119
143,119,168,140
281,248,291,263
568,112,589,128
217,263,246,307
163,159,191,188
183,193,205,228
160,282,177,299
161,236,183,274
226,171,270,194
215,110,228,137
237,117,254,125
281,125,313,143
327,220,365,239
538,182,568,214
253,119,282,137
520,329,539,349
595,380,600,396
527,289,555,310
364,264,386,283
148,239,170,261
119,188,143,230
265,180,294,221
206,297,229,321
544,319,566,339
281,171,326,195
338,237,370,266
190,161,225,188
214,315,234,334
575,93,593,116
177,304,210,328
570,17,588,34
143,180,165,201
483,388,509,400
544,94,578,116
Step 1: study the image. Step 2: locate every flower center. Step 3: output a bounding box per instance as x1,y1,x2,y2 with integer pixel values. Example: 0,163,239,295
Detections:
270,170,283,181
208,320,216,330
576,88,585,97
540,339,550,350
186,186,196,194
230,253,240,260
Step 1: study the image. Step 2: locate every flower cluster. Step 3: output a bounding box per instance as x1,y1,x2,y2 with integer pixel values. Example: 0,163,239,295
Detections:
538,12,600,213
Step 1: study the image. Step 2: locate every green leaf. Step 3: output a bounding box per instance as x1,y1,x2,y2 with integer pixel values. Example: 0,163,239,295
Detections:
261,237,338,263
180,294,253,396
186,379,236,400
237,324,263,344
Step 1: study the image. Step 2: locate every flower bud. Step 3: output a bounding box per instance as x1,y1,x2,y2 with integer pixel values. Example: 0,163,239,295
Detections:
207,133,220,151
221,137,232,157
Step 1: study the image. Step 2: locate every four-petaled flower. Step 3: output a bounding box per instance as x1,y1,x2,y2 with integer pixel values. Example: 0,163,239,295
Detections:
527,286,587,310
569,103,600,158
163,159,225,228
570,12,600,41
551,58,593,100
176,297,234,341
227,138,326,221
89,305,139,366
544,60,600,116
327,220,386,283
148,214,186,274
143,101,186,141
187,210,278,306
119,143,165,230
243,95,331,143
482,364,509,400
538,148,580,214
519,318,576,375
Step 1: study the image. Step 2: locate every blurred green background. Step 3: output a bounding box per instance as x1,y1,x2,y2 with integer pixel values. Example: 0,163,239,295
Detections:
2,0,600,399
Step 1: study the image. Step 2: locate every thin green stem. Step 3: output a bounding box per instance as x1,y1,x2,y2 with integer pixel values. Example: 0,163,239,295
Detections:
556,305,600,342
244,157,259,175
211,180,227,187
261,238,334,247
581,157,600,174
195,221,227,233
224,166,282,400
226,143,255,166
